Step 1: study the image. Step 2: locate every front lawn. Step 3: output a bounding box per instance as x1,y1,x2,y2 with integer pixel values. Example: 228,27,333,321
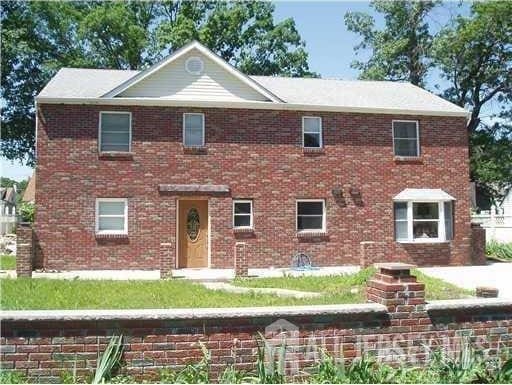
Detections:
235,267,473,301
0,254,16,270
0,268,471,310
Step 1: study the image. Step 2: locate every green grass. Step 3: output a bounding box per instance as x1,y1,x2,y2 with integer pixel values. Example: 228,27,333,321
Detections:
486,241,512,261
235,267,473,301
0,268,471,310
0,254,16,270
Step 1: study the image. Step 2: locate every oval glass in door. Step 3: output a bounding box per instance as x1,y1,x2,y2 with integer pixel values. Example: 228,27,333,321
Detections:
186,208,200,241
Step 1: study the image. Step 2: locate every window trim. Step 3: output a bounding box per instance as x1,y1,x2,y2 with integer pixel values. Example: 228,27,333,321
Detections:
233,199,253,229
296,199,326,233
98,111,132,153
302,116,323,148
183,113,205,147
95,198,128,235
394,200,453,243
392,120,420,157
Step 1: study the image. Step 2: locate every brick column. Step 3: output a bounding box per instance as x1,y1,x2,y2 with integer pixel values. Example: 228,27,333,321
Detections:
471,223,486,265
234,242,248,277
367,263,425,311
160,243,174,279
16,222,34,278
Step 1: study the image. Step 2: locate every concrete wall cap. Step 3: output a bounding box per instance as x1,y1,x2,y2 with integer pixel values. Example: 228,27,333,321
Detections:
426,298,512,311
0,303,387,322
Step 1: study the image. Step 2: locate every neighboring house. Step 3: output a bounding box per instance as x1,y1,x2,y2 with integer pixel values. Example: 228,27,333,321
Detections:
0,186,17,235
22,174,36,204
34,41,474,271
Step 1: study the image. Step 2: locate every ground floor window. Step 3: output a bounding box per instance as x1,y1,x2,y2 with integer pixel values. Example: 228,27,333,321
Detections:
394,200,453,242
96,198,128,235
296,199,325,232
233,200,253,229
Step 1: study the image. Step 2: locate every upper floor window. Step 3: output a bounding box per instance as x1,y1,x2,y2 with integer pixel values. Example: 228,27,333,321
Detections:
394,200,453,242
392,120,419,157
233,200,253,229
183,113,205,147
297,199,325,232
99,112,131,152
302,117,322,148
96,198,128,235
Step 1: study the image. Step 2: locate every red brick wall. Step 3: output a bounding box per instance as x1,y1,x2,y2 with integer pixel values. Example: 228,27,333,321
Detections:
35,104,472,269
2,267,511,383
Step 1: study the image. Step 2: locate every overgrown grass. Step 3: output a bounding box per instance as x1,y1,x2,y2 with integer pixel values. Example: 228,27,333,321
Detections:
487,241,512,261
235,267,472,301
0,254,16,270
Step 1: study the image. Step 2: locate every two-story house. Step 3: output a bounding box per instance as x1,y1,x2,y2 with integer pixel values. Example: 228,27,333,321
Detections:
33,41,474,271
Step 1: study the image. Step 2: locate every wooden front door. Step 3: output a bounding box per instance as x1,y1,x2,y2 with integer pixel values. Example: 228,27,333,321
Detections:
178,200,208,268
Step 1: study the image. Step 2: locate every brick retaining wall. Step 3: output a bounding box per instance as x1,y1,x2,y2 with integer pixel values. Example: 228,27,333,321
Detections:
1,265,511,383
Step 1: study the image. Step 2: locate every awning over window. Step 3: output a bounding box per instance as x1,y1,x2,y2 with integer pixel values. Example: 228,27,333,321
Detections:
393,188,455,201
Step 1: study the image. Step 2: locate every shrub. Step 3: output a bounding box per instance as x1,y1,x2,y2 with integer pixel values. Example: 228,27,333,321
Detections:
18,202,35,223
486,241,512,260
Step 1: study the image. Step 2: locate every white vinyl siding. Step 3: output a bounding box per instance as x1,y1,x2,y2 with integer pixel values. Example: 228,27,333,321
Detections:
96,198,128,235
183,113,205,147
393,120,419,157
99,112,131,152
119,49,268,102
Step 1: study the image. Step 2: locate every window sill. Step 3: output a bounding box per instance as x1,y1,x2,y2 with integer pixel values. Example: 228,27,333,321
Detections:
95,233,129,239
302,147,325,155
393,156,423,164
297,231,328,238
183,146,208,155
99,152,134,160
397,240,450,245
233,227,254,233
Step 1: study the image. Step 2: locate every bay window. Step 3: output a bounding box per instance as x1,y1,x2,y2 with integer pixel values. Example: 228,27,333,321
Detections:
394,200,453,242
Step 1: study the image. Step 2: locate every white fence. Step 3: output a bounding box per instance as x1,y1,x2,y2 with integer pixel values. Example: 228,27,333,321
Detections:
472,209,512,243
0,214,18,235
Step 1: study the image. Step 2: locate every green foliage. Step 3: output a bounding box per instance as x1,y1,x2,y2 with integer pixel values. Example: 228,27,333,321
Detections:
486,241,512,261
254,333,286,384
18,202,35,223
0,371,27,384
1,1,314,165
0,255,16,270
92,334,123,384
345,1,438,86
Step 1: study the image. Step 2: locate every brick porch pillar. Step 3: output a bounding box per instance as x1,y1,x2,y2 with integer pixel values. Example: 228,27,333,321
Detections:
16,222,34,278
160,243,174,279
367,263,426,311
234,242,248,277
471,223,486,265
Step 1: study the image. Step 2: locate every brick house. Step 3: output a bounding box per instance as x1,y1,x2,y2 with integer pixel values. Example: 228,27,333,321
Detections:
33,41,475,271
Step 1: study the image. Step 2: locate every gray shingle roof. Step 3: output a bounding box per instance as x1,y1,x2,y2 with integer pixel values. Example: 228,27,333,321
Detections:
37,68,467,116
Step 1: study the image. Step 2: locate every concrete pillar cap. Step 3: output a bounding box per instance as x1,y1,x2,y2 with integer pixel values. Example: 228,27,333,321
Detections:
374,262,417,271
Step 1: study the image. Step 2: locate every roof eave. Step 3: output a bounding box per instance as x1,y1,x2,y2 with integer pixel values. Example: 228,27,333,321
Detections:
35,96,470,118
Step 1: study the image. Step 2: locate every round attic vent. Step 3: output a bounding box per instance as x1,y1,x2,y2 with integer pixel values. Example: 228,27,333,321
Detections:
185,56,204,75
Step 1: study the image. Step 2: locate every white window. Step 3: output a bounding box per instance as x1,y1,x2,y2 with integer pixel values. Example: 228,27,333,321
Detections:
394,200,453,242
393,120,419,157
302,117,322,148
296,199,326,232
99,112,131,152
183,113,205,147
96,198,128,235
233,200,253,229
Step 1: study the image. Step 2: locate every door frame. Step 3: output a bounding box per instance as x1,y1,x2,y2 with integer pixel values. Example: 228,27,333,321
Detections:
176,198,211,268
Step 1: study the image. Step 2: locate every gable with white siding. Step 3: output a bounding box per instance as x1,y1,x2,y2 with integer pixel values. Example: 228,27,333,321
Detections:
118,48,269,102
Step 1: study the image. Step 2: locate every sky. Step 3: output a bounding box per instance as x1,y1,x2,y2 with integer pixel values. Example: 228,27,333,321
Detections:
0,1,470,182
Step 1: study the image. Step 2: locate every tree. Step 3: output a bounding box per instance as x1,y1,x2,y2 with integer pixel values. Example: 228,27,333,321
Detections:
1,1,314,166
344,0,438,86
432,1,511,132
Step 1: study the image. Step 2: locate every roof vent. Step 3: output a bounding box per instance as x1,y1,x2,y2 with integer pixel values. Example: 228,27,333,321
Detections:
185,56,204,75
